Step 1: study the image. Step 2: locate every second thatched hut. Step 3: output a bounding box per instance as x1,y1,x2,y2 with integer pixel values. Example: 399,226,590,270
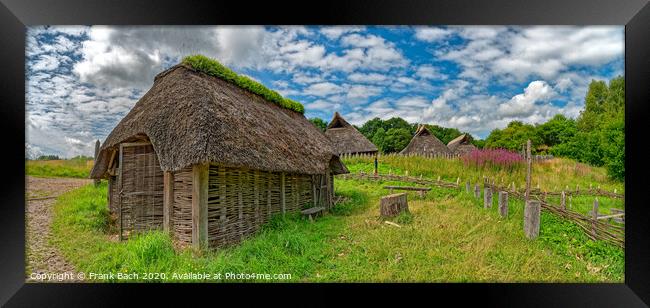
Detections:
447,134,476,156
324,112,378,156
399,125,452,157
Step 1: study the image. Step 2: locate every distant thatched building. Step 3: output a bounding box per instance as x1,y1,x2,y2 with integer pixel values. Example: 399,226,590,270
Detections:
90,59,348,249
400,125,452,157
447,134,476,156
324,112,378,156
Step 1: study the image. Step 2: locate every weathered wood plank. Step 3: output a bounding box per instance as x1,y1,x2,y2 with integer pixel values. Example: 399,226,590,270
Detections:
383,186,431,191
498,191,508,218
484,187,492,209
524,200,541,239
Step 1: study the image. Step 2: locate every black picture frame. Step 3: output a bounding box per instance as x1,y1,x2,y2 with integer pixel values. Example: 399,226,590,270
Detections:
1,0,648,306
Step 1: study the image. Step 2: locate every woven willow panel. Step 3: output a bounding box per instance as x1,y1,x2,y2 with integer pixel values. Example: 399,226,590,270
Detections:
206,165,314,248
169,164,326,249
108,176,119,215
120,144,164,239
172,166,193,244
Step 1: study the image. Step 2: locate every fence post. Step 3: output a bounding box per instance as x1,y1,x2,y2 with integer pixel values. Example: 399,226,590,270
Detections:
498,191,508,217
466,180,470,193
93,139,100,187
524,200,541,239
560,191,566,210
525,139,532,202
484,187,492,209
591,198,599,239
474,184,480,199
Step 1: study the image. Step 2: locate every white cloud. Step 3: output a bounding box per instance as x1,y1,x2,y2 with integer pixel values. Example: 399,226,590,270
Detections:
414,27,452,42
415,65,447,80
498,80,556,117
347,72,389,84
303,82,345,96
31,54,62,71
320,26,364,40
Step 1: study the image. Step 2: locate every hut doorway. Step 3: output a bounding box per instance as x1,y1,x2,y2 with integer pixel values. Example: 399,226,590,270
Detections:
117,142,164,239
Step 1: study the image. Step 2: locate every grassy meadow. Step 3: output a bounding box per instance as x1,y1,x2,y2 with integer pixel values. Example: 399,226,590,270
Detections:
48,156,624,282
26,159,94,178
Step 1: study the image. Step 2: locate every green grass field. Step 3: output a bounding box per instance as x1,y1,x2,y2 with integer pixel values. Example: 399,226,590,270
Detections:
48,156,624,282
26,159,93,178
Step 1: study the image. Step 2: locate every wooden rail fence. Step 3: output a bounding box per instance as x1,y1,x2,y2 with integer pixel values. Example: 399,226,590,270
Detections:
338,171,624,248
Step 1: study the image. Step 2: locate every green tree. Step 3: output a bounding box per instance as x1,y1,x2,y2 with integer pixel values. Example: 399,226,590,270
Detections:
309,117,327,132
382,128,412,153
372,127,386,153
537,114,577,147
484,121,541,151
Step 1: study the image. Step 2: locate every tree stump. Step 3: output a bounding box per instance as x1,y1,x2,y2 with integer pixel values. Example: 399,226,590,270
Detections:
524,200,541,239
380,193,409,217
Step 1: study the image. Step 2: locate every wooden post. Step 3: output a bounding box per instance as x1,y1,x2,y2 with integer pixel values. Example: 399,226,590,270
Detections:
280,172,286,215
525,139,532,202
484,187,492,209
474,184,480,199
524,200,541,239
162,171,174,233
311,175,317,208
498,191,508,217
191,163,209,250
592,198,599,239
93,140,100,187
374,154,378,176
118,144,123,241
560,191,566,210
465,181,470,193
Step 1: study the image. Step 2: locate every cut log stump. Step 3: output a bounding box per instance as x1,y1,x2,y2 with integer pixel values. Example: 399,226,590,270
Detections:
380,193,409,217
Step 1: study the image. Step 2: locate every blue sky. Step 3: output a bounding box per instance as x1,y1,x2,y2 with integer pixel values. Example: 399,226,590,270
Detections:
25,26,624,158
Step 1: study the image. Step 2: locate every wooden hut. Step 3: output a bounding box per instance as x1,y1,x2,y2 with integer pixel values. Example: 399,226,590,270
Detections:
447,134,476,156
399,125,452,157
324,112,378,156
90,60,348,250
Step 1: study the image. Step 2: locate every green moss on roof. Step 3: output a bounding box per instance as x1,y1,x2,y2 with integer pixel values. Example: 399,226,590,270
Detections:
182,55,305,114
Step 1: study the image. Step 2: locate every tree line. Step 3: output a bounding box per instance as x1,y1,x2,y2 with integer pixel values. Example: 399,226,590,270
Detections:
310,76,624,181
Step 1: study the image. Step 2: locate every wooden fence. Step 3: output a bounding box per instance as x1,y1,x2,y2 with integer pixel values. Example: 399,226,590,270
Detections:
339,172,624,248
483,180,624,248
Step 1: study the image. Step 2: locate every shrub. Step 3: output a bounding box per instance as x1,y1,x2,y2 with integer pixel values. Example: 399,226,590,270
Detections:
182,55,304,114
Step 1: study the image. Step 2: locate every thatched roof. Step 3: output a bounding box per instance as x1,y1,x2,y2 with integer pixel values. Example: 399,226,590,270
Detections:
447,134,476,155
399,125,451,156
324,112,378,155
90,63,348,179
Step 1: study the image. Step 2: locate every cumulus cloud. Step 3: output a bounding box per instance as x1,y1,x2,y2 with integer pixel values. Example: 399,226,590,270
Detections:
413,27,452,42
497,80,556,117
436,26,623,83
320,26,365,40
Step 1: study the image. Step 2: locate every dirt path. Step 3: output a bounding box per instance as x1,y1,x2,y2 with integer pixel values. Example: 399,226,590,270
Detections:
26,176,92,282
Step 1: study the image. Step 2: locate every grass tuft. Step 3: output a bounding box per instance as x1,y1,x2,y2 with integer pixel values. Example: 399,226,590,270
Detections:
182,55,304,114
